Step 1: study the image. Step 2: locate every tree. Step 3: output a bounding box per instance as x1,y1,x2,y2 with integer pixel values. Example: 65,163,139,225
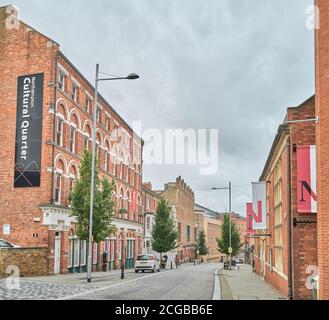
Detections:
151,198,178,257
70,150,116,243
197,229,209,262
217,214,243,258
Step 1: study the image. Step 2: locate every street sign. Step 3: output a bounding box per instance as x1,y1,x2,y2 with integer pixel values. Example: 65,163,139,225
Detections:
228,247,233,254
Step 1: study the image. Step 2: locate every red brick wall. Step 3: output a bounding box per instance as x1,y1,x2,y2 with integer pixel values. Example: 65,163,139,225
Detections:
161,176,195,261
0,7,58,247
258,97,317,299
288,97,317,300
0,6,144,274
315,0,329,300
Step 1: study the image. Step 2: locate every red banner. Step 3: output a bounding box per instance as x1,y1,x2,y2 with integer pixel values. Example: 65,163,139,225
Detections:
246,203,256,235
297,145,317,214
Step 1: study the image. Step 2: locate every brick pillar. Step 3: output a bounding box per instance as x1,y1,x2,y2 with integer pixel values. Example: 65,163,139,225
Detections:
115,232,122,270
122,231,127,269
98,241,105,271
60,230,69,274
315,0,329,300
48,230,55,275
134,235,139,262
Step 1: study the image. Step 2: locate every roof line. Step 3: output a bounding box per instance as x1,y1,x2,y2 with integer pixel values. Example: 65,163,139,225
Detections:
59,52,141,139
194,203,219,215
259,95,314,181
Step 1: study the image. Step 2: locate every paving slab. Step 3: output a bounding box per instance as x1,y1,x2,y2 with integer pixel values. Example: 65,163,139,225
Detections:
218,264,287,300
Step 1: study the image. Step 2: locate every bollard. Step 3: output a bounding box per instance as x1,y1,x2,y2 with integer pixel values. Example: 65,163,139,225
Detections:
121,263,124,279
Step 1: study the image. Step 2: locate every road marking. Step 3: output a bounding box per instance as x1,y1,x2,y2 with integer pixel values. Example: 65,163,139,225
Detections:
212,267,222,301
54,272,164,300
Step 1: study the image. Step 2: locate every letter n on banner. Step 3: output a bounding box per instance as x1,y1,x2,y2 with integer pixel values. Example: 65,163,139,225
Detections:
246,203,256,235
297,145,317,214
251,182,267,230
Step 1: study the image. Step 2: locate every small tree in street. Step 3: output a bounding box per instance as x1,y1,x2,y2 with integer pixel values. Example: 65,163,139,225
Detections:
70,150,116,243
217,214,243,259
151,199,178,259
197,229,209,263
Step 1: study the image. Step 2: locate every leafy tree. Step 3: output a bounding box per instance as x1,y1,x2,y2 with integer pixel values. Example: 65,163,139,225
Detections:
70,150,116,243
151,198,178,257
217,214,243,258
197,229,209,262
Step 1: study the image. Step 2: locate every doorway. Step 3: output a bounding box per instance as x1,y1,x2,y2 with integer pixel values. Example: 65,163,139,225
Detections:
54,232,61,274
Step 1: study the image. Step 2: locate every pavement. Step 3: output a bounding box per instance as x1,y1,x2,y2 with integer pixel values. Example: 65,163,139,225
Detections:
218,263,287,300
0,262,220,300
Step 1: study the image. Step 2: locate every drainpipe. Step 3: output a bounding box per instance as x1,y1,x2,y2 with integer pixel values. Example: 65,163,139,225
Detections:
50,52,59,204
286,133,293,300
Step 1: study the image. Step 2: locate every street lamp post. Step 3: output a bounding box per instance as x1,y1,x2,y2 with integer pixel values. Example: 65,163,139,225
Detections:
87,64,139,283
212,181,232,271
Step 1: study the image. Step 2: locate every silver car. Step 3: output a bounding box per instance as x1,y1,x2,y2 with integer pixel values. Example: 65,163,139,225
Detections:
0,239,20,249
135,254,160,273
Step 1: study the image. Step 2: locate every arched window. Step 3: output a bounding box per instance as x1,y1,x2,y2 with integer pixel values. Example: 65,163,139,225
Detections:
56,104,66,147
68,165,77,204
96,133,102,167
55,159,65,205
70,114,79,154
84,124,92,152
104,141,110,172
127,190,131,213
120,189,125,209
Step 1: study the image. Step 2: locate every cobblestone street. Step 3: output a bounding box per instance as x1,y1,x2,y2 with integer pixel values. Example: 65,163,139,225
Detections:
0,263,219,300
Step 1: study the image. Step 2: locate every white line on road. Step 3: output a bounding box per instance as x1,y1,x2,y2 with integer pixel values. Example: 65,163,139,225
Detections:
55,272,163,300
212,269,221,301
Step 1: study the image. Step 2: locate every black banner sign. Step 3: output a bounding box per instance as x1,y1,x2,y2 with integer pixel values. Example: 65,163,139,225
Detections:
14,73,44,188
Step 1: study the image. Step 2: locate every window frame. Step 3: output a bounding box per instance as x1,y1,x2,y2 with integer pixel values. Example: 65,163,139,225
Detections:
69,126,76,153
56,118,64,147
55,173,62,205
58,72,66,92
72,83,79,103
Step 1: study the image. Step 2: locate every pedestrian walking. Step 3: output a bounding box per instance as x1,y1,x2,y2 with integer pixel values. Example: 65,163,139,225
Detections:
175,255,180,269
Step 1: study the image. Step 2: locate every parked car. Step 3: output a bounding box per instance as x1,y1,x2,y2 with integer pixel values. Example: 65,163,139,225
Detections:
135,254,160,273
0,239,20,249
223,259,237,270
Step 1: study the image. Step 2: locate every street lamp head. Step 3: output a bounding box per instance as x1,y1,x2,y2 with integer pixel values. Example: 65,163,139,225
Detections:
126,73,140,80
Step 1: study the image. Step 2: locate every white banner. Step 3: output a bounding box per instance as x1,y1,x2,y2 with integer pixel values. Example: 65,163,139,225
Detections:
251,182,267,230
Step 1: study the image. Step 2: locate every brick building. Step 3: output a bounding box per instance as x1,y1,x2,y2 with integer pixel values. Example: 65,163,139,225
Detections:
142,182,160,254
142,182,177,264
253,96,317,300
194,204,222,262
315,0,329,300
0,6,144,275
160,176,196,262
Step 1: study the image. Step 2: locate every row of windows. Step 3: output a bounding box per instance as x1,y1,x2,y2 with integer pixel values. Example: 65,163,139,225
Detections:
273,158,283,272
54,171,143,220
55,117,141,189
68,238,136,269
58,70,126,136
178,223,193,243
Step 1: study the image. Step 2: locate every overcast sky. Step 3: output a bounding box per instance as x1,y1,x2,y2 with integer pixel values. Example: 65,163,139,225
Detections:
2,0,315,215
